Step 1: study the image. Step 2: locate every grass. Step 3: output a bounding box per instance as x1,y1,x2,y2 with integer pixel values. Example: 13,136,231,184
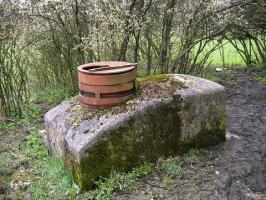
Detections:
192,39,263,68
0,86,79,199
31,85,75,106
23,132,79,199
157,157,183,178
0,122,79,199
184,149,199,164
203,73,221,82
0,150,13,185
256,75,266,84
202,41,247,68
86,162,152,200
0,121,18,132
29,156,79,199
171,38,253,68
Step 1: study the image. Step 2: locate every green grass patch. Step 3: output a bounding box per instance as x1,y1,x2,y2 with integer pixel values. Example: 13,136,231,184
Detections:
157,157,183,178
0,150,13,184
184,149,199,164
0,103,42,132
256,76,266,84
202,41,247,68
24,131,47,159
32,85,74,106
0,121,18,132
22,131,79,199
203,73,220,82
30,157,79,200
88,162,152,200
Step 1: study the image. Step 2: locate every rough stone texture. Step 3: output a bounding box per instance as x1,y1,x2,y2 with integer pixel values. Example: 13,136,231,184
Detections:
44,74,226,190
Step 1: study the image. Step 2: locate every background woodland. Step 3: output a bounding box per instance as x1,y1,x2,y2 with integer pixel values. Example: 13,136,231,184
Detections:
0,0,266,118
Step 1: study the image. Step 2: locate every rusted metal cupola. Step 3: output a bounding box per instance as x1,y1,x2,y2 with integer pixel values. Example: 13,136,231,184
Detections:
78,61,138,107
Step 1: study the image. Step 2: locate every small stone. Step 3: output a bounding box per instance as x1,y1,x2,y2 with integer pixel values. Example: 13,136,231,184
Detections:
216,67,223,72
11,170,33,191
39,130,46,134
215,171,220,175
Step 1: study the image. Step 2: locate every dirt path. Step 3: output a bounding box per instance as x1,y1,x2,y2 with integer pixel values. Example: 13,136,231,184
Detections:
114,68,266,200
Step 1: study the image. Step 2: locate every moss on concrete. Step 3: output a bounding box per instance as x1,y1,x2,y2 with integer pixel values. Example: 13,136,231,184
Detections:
66,102,183,190
65,75,187,126
137,74,171,83
65,102,226,190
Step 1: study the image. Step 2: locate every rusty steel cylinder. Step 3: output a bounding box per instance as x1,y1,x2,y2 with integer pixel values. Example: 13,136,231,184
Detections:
77,61,138,107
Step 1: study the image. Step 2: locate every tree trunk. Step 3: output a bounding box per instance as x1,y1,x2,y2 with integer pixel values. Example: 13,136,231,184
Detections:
134,32,140,63
145,27,152,75
159,0,176,74
118,0,138,61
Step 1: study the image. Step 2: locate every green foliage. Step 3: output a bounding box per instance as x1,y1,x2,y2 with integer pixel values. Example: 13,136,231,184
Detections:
24,131,47,159
0,104,42,132
256,63,266,69
0,121,17,132
184,149,199,163
0,101,79,199
202,41,248,68
137,74,170,83
256,75,266,84
20,105,43,126
203,73,220,82
24,105,43,119
157,157,183,178
0,151,13,183
22,131,79,199
0,38,28,118
30,157,79,200
0,151,12,168
34,85,75,106
90,162,152,200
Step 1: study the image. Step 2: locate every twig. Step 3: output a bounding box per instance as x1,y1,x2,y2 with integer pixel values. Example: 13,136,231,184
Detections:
227,93,241,98
145,180,166,189
1,143,29,160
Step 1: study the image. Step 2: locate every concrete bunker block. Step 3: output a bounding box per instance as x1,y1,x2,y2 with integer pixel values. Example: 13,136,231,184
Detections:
44,74,226,190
